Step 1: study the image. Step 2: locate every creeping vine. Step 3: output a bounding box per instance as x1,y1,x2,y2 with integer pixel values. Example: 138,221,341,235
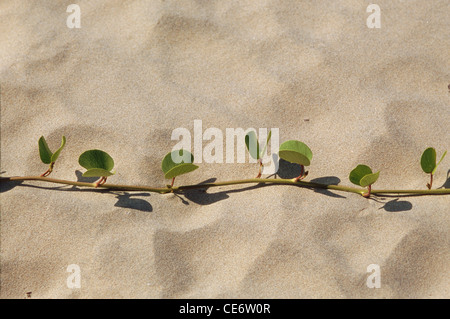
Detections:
0,135,449,198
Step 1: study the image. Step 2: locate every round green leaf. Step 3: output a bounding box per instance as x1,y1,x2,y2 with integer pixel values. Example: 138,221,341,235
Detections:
38,136,53,164
360,171,380,187
420,147,436,174
163,163,199,179
162,150,199,179
245,131,260,160
349,164,373,186
82,168,115,177
79,149,114,171
50,136,66,162
278,140,313,166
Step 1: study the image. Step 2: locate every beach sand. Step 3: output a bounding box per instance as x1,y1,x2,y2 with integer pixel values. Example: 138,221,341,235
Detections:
1,0,449,298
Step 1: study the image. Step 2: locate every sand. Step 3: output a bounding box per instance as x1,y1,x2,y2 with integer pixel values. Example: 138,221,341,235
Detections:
1,0,449,298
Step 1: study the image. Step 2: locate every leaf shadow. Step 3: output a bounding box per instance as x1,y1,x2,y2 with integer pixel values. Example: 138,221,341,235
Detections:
438,169,450,189
378,198,413,212
276,160,345,198
0,171,25,193
75,170,98,183
276,158,301,179
179,178,268,205
113,192,153,212
310,176,346,199
180,178,229,205
0,179,23,193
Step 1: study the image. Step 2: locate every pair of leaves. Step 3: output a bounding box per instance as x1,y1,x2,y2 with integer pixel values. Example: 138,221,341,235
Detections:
278,140,313,166
80,148,199,180
161,149,199,179
245,130,272,160
79,150,115,177
349,165,379,187
420,147,447,174
39,136,114,179
39,136,66,164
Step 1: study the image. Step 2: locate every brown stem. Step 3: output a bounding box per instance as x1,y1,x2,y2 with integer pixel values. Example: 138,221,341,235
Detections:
255,160,263,178
171,177,175,187
293,165,308,182
363,184,372,198
94,176,107,188
40,162,55,177
427,173,433,190
40,169,51,177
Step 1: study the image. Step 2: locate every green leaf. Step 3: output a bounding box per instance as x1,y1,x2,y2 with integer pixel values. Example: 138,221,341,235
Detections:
50,136,66,162
278,140,313,166
161,149,199,179
245,131,260,160
82,168,115,177
360,171,380,187
432,150,447,175
420,147,436,174
349,164,373,186
79,149,114,172
260,130,272,159
38,136,53,164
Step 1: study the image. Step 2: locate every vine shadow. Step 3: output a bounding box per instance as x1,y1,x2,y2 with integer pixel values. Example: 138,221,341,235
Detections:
1,170,153,212
6,182,154,213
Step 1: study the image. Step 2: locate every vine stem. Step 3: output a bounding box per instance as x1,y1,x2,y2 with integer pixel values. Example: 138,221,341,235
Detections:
1,175,449,196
